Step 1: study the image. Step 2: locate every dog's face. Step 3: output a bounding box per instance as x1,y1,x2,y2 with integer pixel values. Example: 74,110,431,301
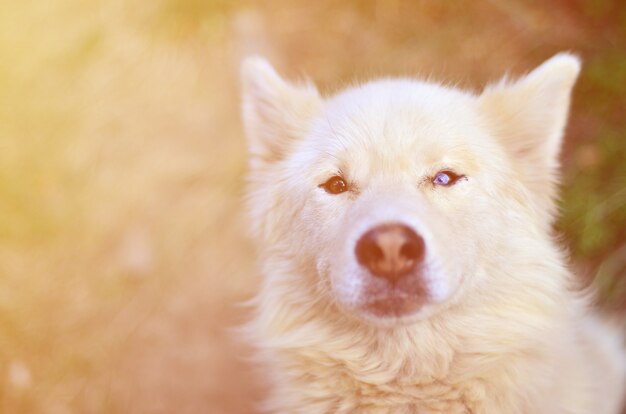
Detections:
241,55,580,325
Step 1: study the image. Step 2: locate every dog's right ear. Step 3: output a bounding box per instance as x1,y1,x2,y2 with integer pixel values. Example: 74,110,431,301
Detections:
241,57,322,166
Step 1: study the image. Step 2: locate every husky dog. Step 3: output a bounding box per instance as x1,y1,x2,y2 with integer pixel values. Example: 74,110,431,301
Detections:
240,53,626,414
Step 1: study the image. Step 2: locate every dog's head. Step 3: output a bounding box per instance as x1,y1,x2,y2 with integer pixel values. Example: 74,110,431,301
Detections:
241,55,580,325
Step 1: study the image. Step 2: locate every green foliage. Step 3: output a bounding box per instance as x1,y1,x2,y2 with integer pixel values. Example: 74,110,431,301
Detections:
558,40,626,306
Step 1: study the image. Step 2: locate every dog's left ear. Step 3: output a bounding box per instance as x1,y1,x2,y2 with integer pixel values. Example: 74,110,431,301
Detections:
479,53,581,213
241,57,322,167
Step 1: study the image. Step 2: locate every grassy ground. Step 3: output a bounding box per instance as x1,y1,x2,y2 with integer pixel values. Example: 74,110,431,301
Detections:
0,0,624,412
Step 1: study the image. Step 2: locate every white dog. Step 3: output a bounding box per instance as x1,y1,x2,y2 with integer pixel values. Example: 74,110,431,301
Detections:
240,53,626,413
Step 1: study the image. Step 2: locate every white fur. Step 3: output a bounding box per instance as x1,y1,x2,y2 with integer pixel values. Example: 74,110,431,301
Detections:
240,54,626,413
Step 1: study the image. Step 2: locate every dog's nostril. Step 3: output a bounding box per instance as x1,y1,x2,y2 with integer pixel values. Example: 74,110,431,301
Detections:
355,223,425,282
400,237,425,262
356,239,384,264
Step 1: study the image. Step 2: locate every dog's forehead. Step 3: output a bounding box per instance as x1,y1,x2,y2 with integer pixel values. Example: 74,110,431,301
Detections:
303,79,488,174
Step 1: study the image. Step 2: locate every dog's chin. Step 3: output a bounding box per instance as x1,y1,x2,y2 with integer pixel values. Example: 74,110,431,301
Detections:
356,293,430,326
363,295,426,317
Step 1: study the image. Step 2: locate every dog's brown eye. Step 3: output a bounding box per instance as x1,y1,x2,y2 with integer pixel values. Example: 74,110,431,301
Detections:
432,170,463,186
321,176,348,194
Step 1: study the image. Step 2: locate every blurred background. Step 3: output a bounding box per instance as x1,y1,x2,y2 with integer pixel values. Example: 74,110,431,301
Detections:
0,0,624,412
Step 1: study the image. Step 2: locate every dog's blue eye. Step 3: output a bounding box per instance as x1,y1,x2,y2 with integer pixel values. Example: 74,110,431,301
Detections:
432,170,462,186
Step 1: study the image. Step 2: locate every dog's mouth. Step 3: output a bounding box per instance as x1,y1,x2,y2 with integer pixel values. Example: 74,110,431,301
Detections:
362,293,427,318
359,277,429,318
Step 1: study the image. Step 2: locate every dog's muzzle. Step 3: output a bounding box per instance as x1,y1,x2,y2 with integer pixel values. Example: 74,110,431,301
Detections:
354,222,429,317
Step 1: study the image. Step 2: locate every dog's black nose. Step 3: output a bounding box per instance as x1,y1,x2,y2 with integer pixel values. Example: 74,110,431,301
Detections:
355,223,425,282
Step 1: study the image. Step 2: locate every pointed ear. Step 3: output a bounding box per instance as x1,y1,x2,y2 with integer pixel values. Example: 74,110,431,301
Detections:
479,53,581,210
240,57,322,166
